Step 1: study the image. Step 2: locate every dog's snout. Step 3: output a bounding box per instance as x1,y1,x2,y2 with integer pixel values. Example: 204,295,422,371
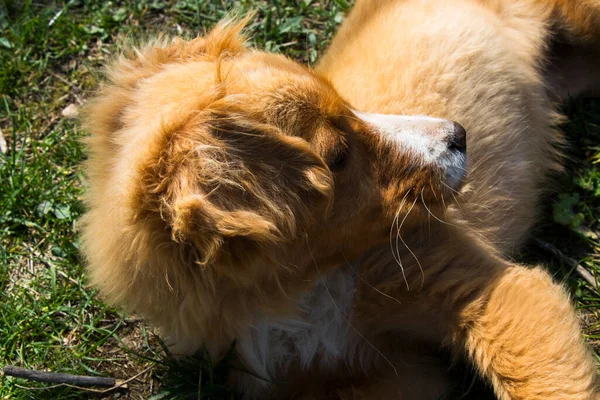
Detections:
448,122,466,152
353,110,468,189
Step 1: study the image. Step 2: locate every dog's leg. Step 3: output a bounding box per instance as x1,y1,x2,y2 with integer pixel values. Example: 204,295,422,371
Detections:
452,261,600,399
407,231,600,399
355,228,598,399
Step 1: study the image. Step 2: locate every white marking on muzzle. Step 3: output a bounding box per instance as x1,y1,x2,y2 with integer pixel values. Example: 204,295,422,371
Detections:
354,110,467,188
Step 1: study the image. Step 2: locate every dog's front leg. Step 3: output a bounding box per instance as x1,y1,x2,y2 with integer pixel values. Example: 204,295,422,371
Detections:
453,263,600,399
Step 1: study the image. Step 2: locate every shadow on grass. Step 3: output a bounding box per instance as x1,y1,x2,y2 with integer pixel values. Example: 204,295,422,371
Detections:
148,340,238,400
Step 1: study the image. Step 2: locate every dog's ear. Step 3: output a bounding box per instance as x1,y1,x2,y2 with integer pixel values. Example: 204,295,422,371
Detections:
134,112,333,274
82,19,253,216
82,17,249,139
109,17,249,89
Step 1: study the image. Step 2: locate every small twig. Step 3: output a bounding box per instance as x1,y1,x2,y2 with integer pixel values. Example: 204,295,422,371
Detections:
3,366,115,387
533,237,599,292
5,365,154,394
49,71,83,93
55,268,81,287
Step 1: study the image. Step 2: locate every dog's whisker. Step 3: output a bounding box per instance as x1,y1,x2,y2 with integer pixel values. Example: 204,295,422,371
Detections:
390,207,403,279
341,251,402,305
429,181,440,203
420,188,459,228
305,236,399,377
439,187,448,212
429,181,446,211
441,181,465,213
389,191,407,266
390,190,411,290
449,191,462,212
441,180,462,196
395,195,417,291
397,196,425,289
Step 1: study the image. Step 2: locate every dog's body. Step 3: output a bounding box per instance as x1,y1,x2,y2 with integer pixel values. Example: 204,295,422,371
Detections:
318,0,598,255
81,1,600,399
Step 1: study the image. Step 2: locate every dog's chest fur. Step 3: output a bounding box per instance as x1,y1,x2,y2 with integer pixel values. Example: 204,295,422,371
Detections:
236,266,356,387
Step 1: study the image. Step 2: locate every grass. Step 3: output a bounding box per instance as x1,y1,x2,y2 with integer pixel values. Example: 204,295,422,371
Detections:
537,98,600,350
0,0,599,399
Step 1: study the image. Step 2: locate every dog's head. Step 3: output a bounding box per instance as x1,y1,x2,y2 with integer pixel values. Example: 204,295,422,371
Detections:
81,19,466,351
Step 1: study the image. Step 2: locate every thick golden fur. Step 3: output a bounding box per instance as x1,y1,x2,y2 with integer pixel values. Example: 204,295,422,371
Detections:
80,18,458,357
81,1,600,399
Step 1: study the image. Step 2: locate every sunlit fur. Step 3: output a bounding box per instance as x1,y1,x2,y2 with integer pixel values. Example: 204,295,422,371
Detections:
81,16,457,364
315,0,600,399
81,1,600,399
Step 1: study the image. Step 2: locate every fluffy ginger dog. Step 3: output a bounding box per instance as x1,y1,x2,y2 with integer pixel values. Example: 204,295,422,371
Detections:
81,0,600,399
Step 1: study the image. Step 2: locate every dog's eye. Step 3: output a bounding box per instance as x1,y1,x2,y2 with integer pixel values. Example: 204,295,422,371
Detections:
328,115,353,172
329,146,349,171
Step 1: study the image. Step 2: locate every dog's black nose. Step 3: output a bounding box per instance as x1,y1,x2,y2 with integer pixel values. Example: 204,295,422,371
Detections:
448,122,466,152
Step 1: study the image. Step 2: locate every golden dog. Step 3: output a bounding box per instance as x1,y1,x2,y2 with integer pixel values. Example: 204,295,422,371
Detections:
81,0,600,398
